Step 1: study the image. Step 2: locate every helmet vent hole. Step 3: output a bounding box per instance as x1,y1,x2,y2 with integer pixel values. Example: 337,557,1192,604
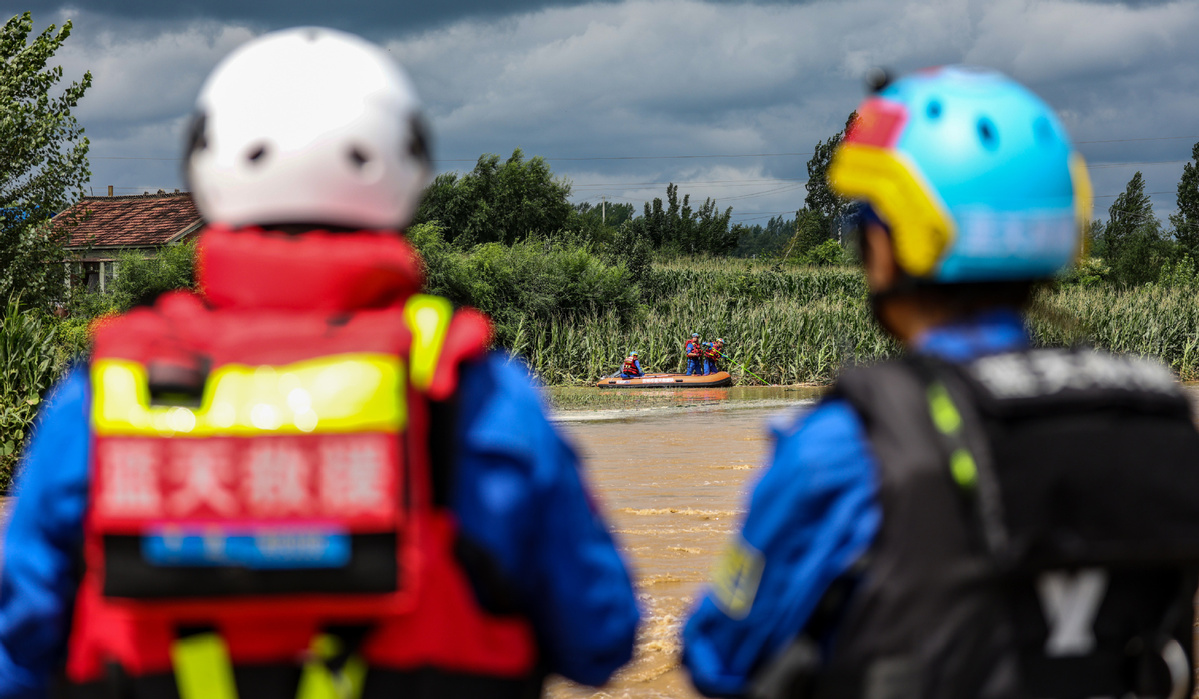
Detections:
349,147,371,169
246,144,268,164
409,115,431,166
927,101,942,119
186,112,207,155
1034,116,1055,145
977,118,999,150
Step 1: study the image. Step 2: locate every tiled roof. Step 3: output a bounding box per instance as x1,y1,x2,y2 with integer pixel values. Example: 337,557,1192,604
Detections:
54,191,202,249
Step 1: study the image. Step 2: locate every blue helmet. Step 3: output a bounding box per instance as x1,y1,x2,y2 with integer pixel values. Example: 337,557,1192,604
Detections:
830,66,1092,283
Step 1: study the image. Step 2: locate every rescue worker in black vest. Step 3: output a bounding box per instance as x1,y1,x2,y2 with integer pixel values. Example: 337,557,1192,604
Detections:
0,28,639,698
682,66,1199,699
621,351,644,379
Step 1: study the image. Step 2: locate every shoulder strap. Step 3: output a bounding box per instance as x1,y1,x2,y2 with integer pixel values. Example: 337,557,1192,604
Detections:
403,295,491,402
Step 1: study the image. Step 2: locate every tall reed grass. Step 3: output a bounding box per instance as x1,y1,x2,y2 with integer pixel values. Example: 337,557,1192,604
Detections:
1032,284,1199,380
510,261,895,385
510,259,1199,385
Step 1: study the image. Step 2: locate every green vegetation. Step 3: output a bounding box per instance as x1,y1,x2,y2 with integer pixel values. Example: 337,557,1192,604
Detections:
1,12,92,312
0,297,61,489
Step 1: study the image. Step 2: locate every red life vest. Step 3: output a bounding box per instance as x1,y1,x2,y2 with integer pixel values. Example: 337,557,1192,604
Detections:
66,226,538,697
621,358,638,375
685,341,700,358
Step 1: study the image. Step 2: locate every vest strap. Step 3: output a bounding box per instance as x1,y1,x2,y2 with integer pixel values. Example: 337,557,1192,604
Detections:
171,632,238,699
404,294,453,394
297,633,367,699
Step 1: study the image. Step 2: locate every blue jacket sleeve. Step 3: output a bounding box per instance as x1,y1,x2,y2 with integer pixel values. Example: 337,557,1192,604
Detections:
0,368,91,699
682,399,881,697
452,352,639,686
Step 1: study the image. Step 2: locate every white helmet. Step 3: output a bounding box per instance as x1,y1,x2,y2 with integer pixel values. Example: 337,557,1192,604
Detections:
187,27,431,230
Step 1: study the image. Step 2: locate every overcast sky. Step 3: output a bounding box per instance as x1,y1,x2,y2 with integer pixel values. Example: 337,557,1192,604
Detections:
17,0,1199,225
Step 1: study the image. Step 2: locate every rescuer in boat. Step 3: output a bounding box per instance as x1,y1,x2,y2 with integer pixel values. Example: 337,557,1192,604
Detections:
621,351,644,378
700,342,714,375
0,28,638,698
686,333,704,375
707,338,726,375
682,66,1199,699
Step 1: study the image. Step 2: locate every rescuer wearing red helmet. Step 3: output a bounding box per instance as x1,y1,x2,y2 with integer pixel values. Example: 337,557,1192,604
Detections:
0,28,638,698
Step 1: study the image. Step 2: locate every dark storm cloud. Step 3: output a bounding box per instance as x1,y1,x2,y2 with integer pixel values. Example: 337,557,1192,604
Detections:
31,0,1199,216
22,0,609,37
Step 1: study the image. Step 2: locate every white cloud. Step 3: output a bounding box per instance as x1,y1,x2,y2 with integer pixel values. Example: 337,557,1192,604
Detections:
54,0,1199,220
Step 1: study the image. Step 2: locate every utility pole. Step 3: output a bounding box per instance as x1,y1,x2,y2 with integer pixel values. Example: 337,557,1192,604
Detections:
601,195,608,225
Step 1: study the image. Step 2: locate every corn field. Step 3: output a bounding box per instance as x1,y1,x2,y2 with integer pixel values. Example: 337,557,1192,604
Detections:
508,262,893,385
1032,284,1199,380
505,260,1199,385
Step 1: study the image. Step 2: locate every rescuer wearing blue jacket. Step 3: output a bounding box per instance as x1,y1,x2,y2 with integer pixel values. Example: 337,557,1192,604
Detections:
686,333,704,376
680,67,1199,698
0,29,638,699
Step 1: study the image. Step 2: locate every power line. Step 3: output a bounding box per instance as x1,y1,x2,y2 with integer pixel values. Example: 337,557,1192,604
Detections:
1077,136,1199,145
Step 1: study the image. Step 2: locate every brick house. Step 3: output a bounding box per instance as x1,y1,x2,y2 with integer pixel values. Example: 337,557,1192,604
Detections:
52,190,202,292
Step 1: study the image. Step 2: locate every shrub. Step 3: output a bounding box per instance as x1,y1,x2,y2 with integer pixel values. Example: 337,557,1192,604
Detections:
409,225,640,345
107,241,196,309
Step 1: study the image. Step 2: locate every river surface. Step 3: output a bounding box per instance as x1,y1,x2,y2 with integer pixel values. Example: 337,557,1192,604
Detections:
546,386,822,699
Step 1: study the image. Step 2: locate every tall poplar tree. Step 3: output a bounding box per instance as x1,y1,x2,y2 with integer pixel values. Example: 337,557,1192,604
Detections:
803,110,858,241
1100,171,1165,285
0,12,92,308
1170,142,1199,261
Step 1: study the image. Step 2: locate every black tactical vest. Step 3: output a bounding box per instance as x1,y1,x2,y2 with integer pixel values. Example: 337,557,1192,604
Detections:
754,348,1199,699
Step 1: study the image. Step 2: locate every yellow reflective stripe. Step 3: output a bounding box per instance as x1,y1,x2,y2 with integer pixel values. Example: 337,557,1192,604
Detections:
403,294,452,393
710,535,765,620
829,143,955,277
296,634,366,699
926,382,962,435
171,633,238,699
950,448,978,490
93,354,406,437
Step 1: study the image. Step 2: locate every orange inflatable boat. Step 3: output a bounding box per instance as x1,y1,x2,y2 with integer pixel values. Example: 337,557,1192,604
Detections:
595,371,733,388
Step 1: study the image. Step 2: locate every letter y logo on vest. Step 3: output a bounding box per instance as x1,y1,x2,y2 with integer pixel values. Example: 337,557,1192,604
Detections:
1036,569,1108,656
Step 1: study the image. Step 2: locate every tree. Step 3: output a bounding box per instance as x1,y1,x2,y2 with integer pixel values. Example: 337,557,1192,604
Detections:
803,111,858,242
624,183,736,256
1096,172,1167,286
413,149,573,247
575,200,635,230
1170,142,1199,261
734,214,796,257
780,209,834,264
0,12,92,309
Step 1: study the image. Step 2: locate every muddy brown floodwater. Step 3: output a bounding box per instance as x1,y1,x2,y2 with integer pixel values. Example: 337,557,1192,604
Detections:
546,387,823,699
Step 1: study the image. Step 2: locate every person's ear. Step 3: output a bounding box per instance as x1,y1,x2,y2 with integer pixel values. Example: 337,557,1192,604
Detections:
862,223,899,293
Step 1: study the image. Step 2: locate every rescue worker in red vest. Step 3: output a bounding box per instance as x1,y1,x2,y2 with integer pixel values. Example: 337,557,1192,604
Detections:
685,333,703,376
620,351,643,379
0,28,638,699
683,66,1199,699
706,339,725,375
700,338,719,376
